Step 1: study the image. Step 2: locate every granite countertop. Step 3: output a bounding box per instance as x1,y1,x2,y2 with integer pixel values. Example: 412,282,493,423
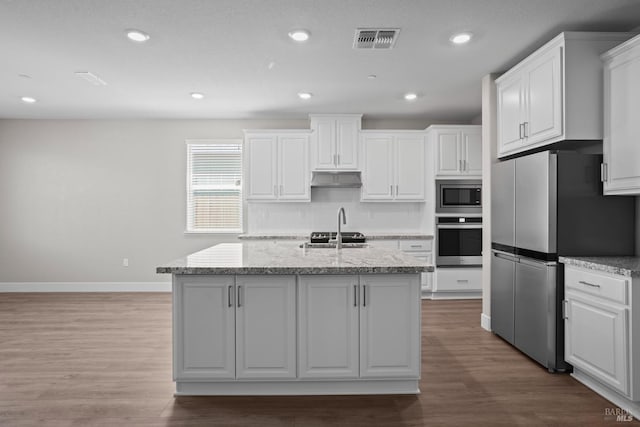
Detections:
560,256,640,278
157,241,434,275
237,234,433,240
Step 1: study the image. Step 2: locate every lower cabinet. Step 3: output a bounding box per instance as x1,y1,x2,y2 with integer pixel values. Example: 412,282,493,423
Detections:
433,267,482,298
173,275,296,381
173,273,422,394
368,239,433,296
298,274,421,379
564,266,633,397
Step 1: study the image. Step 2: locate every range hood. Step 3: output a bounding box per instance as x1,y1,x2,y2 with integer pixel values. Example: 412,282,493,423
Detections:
310,171,362,188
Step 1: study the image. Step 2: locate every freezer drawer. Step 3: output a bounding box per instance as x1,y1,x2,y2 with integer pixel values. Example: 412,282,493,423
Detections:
514,257,557,368
491,250,516,344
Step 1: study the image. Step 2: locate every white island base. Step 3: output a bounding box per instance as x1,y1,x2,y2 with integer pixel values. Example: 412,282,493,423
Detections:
175,379,420,396
172,273,422,396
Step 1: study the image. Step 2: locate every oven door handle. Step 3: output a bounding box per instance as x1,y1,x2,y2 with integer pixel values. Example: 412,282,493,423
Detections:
436,224,482,229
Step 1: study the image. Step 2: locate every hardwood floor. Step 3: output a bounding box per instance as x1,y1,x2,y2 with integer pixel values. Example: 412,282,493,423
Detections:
0,293,635,426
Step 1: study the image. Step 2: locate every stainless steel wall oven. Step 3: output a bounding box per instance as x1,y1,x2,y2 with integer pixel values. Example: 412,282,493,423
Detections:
436,216,482,266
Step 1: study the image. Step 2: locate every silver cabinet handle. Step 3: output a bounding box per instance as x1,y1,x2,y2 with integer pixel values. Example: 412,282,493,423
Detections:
519,123,523,139
354,284,358,307
578,280,600,289
396,184,399,195
228,285,233,307
410,244,422,248
459,159,462,171
456,279,469,283
562,300,569,319
523,121,528,138
237,285,243,307
390,185,393,196
363,285,367,307
601,163,608,182
337,154,340,165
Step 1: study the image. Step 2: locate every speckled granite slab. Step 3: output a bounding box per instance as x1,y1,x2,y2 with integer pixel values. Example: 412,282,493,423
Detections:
237,234,433,240
559,256,640,278
157,241,433,275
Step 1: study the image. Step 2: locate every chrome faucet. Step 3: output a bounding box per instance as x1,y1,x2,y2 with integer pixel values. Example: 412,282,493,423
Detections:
336,207,346,250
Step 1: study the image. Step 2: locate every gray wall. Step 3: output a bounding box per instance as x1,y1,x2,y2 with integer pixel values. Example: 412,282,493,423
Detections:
0,117,470,285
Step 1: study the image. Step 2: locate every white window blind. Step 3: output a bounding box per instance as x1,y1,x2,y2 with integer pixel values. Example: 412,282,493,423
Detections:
186,140,243,233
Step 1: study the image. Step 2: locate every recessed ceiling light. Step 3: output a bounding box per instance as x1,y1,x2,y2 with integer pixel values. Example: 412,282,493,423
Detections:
450,32,472,45
404,93,418,101
288,29,310,42
368,74,377,80
298,92,313,100
126,29,150,43
191,92,204,100
21,96,36,103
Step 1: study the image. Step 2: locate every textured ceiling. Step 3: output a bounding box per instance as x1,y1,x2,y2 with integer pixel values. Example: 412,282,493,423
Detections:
1,0,639,120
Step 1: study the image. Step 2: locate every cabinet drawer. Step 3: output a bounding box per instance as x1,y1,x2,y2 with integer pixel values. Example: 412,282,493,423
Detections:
565,267,628,305
435,268,482,292
368,240,399,250
399,240,432,252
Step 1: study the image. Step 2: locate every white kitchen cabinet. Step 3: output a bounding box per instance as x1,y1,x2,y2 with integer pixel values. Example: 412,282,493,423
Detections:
298,274,420,380
602,34,640,195
429,125,482,177
244,130,311,201
174,275,296,381
496,32,633,158
360,131,426,201
298,276,360,378
433,267,482,298
173,276,236,380
310,114,361,170
563,265,637,401
359,274,421,378
235,276,297,379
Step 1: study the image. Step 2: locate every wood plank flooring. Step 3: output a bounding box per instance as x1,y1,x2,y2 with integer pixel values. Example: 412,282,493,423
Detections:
0,293,635,426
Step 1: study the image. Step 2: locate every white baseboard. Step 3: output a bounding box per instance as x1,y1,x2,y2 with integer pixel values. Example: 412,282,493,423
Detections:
481,313,491,331
0,282,171,292
429,291,482,300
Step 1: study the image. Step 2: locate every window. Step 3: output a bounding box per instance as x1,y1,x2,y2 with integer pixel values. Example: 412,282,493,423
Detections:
186,140,243,233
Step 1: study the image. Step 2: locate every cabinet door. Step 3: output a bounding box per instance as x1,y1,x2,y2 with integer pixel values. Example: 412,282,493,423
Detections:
359,274,420,378
526,46,563,145
565,293,628,395
462,129,482,175
497,74,525,156
278,135,310,201
604,50,640,194
312,118,336,169
298,276,359,378
335,118,359,169
174,276,235,380
395,136,425,200
246,134,278,200
361,135,394,200
235,276,296,379
435,130,461,175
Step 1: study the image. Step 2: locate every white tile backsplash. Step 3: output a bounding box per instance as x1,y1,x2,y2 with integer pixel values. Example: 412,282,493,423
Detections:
247,187,433,235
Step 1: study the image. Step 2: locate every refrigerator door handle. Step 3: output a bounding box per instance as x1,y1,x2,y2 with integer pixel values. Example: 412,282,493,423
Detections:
518,256,557,267
492,250,519,262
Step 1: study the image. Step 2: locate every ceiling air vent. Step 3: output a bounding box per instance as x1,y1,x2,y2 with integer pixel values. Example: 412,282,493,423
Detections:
353,28,400,49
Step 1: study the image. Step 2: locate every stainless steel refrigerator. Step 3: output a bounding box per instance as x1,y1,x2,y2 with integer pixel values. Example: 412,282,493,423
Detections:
491,150,635,371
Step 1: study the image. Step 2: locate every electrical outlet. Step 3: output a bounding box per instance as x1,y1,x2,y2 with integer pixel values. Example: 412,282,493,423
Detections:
123,258,129,267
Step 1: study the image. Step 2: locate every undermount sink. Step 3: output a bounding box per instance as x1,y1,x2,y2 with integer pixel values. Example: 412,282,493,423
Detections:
300,242,369,249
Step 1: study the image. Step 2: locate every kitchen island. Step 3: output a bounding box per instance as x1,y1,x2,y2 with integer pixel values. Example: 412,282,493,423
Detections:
157,241,432,396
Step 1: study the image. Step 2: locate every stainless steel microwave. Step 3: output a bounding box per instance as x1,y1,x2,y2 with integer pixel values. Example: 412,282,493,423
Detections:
436,180,482,214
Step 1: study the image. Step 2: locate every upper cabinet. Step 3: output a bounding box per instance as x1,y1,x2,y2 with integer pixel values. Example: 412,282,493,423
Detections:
429,125,482,177
496,32,634,158
602,34,640,195
360,131,426,201
310,114,361,170
244,130,311,202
